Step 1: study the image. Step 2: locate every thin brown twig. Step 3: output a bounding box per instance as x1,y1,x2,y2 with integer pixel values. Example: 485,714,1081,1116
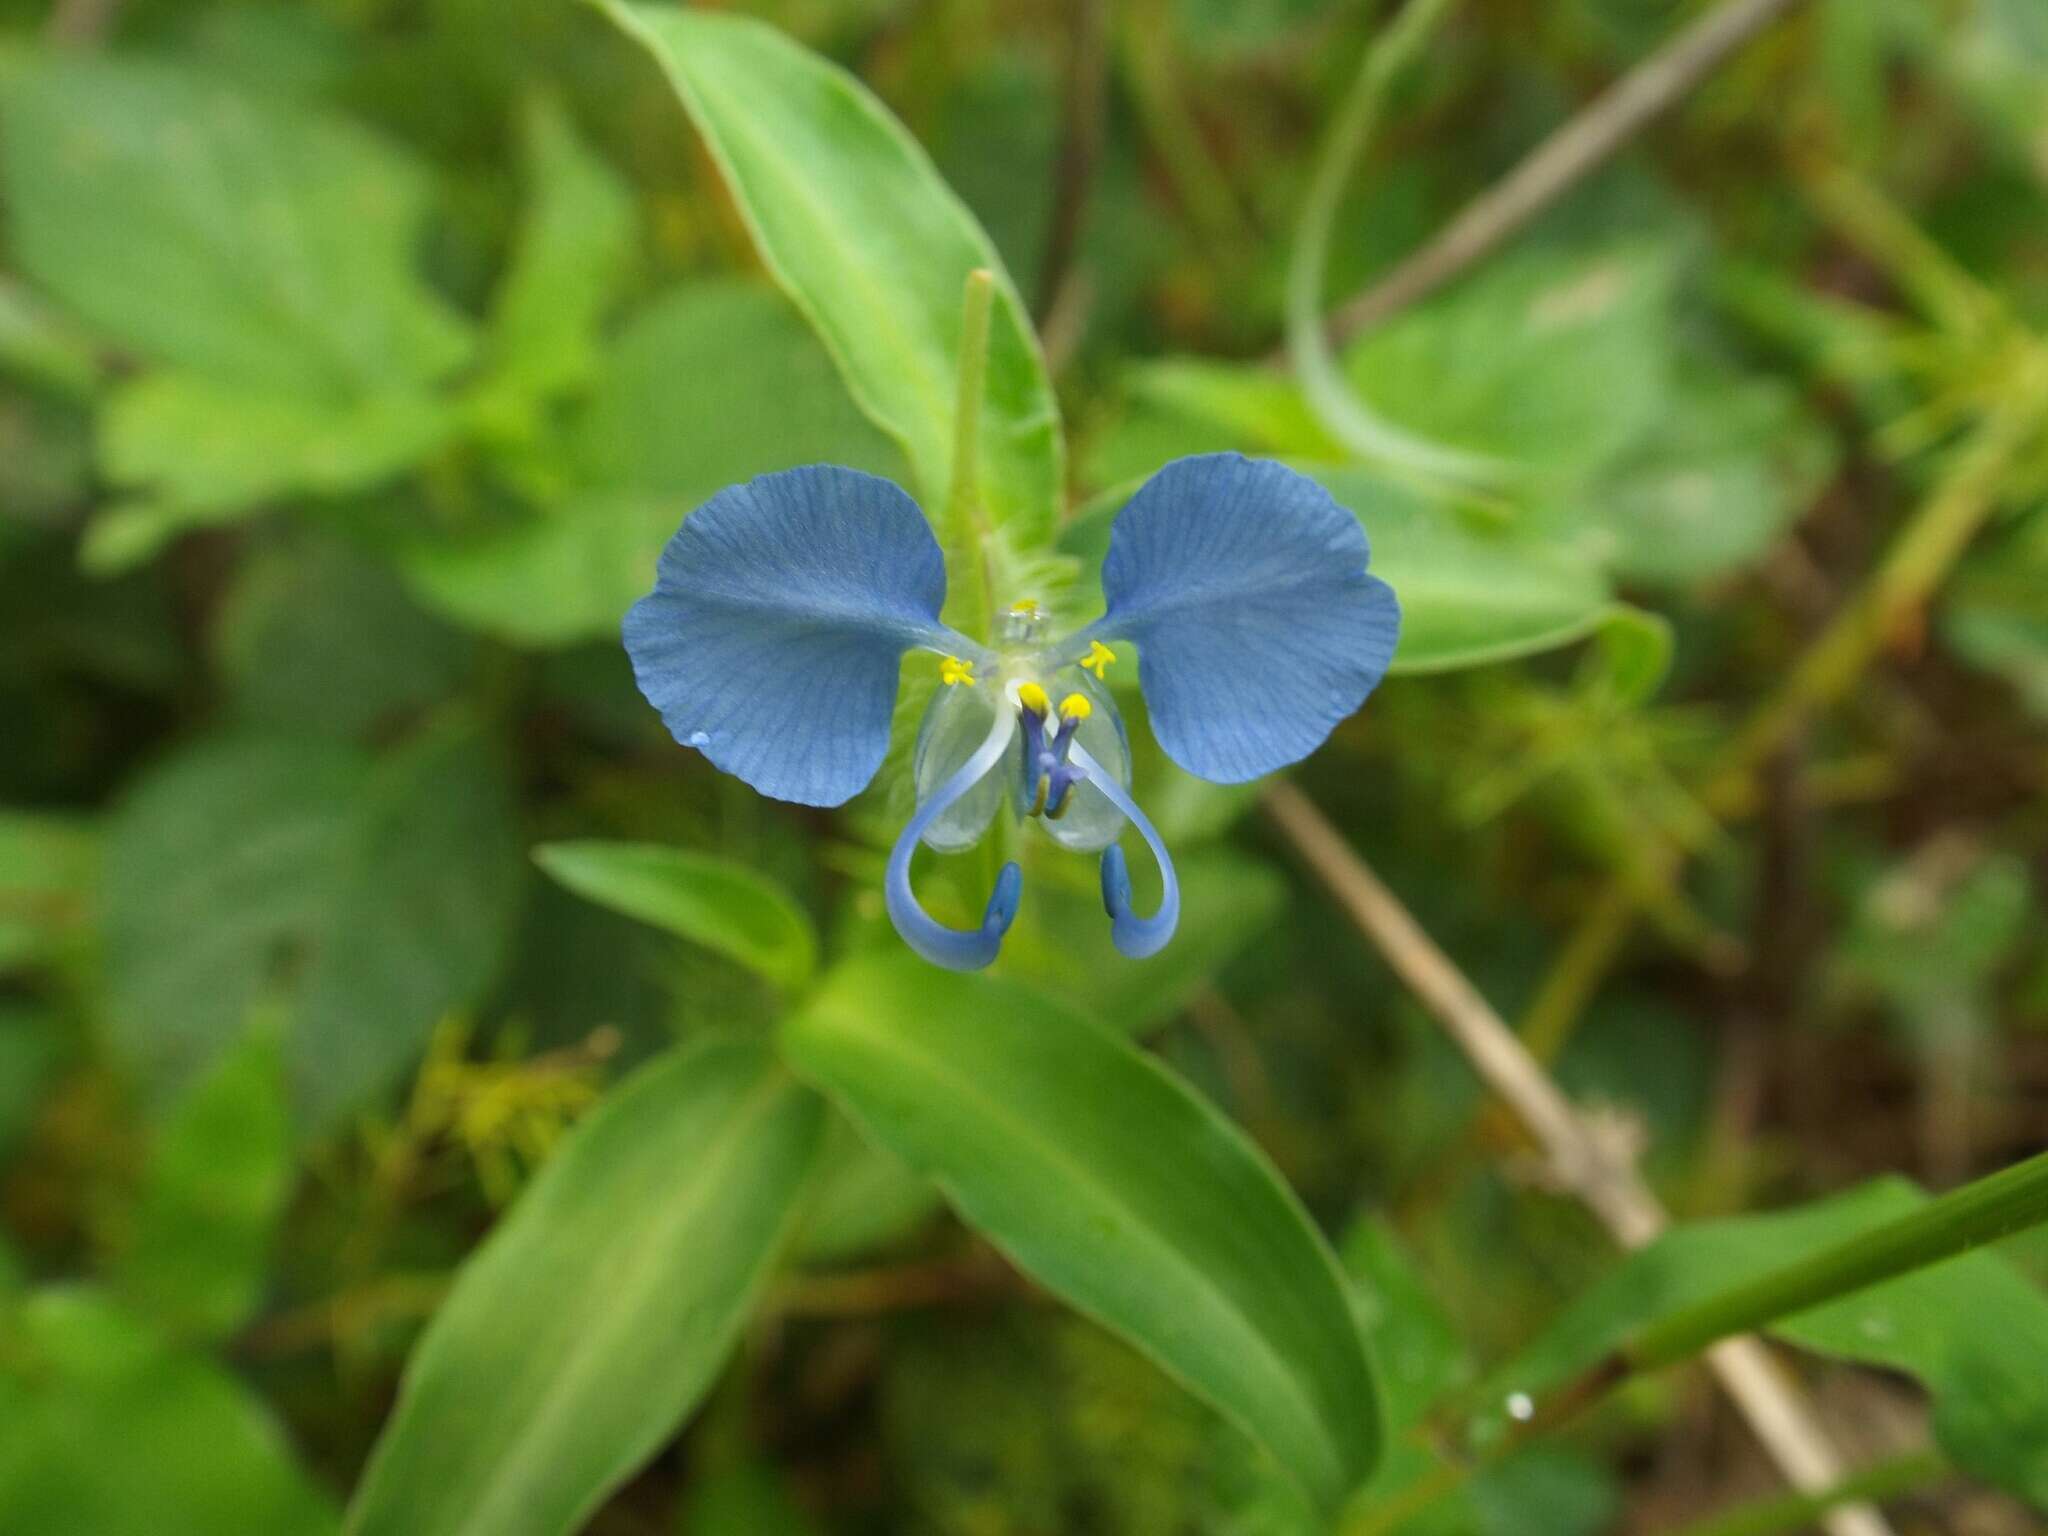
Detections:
1317,0,1810,351
1264,782,1893,1536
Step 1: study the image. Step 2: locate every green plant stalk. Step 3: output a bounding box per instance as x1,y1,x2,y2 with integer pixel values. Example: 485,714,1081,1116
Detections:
1627,1148,2048,1372
1376,1150,2048,1525
1520,391,2048,1063
942,268,996,644
1666,1450,1949,1536
1284,0,1507,494
1795,157,2000,341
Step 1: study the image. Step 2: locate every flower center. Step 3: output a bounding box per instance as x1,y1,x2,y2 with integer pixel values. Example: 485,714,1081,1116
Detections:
1015,682,1093,819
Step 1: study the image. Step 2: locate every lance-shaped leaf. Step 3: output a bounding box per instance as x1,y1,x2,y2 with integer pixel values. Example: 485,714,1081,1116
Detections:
535,840,818,992
781,954,1381,1508
346,1036,826,1536
591,2,1062,546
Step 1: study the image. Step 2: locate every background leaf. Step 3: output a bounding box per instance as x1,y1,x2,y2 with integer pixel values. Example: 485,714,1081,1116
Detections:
0,54,470,396
480,95,636,403
100,722,523,1127
593,3,1063,545
781,953,1381,1509
536,840,818,992
1062,466,1614,674
1488,1177,2048,1509
396,280,902,646
1341,240,1678,482
0,809,95,971
0,1290,338,1536
345,1036,825,1536
115,1026,293,1342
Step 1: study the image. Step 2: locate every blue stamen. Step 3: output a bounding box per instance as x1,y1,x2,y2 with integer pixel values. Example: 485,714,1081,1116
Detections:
886,710,1023,970
1067,741,1180,958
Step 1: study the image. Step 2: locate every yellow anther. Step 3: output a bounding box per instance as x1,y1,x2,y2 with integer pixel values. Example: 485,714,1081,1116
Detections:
1009,597,1043,615
1058,692,1092,723
1080,640,1117,680
1017,681,1051,716
939,655,976,687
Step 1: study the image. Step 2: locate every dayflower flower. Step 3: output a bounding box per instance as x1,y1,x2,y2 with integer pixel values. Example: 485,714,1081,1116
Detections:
624,452,1400,971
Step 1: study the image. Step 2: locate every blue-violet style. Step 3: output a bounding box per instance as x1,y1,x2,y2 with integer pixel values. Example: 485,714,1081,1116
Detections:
624,452,1400,971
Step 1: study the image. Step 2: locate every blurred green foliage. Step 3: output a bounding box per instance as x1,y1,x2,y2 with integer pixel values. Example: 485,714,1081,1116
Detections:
2,0,2047,1533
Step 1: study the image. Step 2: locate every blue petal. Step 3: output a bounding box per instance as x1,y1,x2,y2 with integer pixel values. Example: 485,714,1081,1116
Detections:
1085,453,1400,784
1070,741,1179,959
887,710,1023,970
624,466,975,807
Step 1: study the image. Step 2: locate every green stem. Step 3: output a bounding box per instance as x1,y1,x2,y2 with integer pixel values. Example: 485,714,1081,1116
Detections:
1627,1148,2048,1372
1284,0,1505,493
1386,1150,2048,1522
1663,1450,1949,1536
942,268,996,642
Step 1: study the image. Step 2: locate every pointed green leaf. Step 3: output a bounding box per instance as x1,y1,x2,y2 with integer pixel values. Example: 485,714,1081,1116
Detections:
346,1037,826,1536
780,954,1381,1509
0,1290,338,1536
100,724,523,1126
535,840,817,992
116,1027,293,1342
591,2,1062,546
482,97,636,402
0,55,470,397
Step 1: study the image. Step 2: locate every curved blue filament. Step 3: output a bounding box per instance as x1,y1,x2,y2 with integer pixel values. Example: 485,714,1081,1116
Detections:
1067,742,1180,959
886,711,1023,971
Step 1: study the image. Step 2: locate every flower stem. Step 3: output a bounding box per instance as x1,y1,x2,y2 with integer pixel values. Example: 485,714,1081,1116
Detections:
942,268,996,642
1285,0,1507,493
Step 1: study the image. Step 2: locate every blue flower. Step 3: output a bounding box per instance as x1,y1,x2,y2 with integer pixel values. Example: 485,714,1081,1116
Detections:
624,452,1400,971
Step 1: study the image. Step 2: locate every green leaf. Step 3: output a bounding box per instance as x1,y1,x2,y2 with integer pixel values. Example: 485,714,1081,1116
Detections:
1001,849,1287,1035
290,722,526,1129
0,277,100,398
214,537,475,740
1558,364,1838,588
1082,357,1343,488
345,1036,826,1536
98,371,453,526
1340,240,1677,482
397,281,902,647
116,1027,292,1342
0,1290,338,1536
592,3,1063,547
1577,605,1674,710
0,809,96,971
1063,465,1614,674
479,96,637,403
780,953,1381,1509
0,54,470,397
535,840,817,992
100,724,523,1128
1488,1177,2048,1509
1305,467,1615,674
